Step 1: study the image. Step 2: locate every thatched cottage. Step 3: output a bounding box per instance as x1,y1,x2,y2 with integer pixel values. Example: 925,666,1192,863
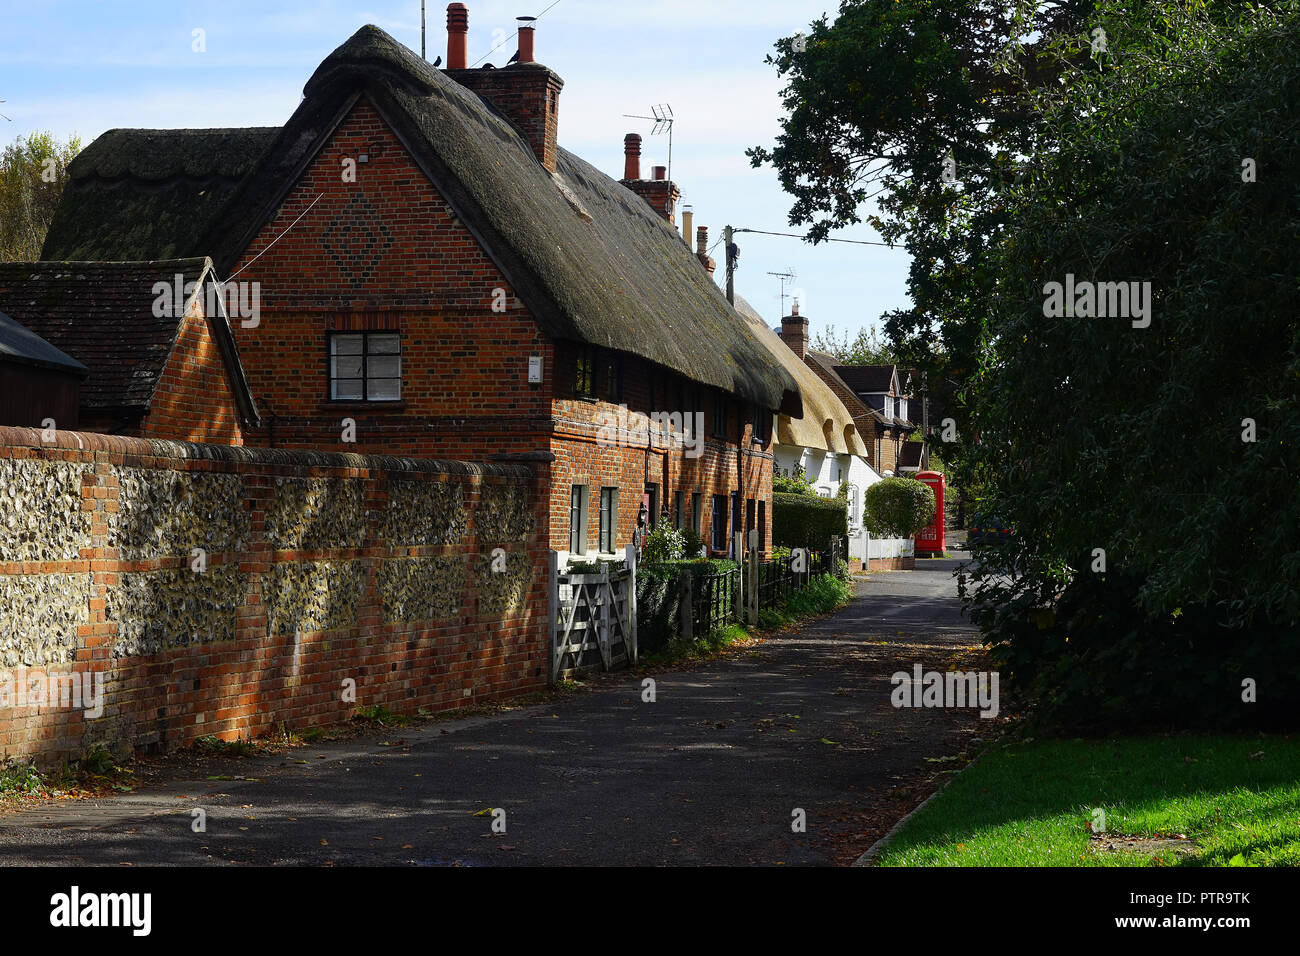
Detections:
38,9,798,557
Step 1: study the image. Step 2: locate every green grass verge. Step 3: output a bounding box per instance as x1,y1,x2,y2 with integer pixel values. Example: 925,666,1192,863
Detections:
877,734,1300,867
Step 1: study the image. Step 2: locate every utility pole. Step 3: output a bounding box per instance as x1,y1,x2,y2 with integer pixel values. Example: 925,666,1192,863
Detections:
724,225,737,305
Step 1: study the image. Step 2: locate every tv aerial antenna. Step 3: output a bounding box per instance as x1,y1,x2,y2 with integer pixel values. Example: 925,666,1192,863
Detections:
767,268,797,316
622,103,674,181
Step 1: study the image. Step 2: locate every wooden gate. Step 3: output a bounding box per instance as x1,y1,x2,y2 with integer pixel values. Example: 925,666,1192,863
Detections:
550,554,637,680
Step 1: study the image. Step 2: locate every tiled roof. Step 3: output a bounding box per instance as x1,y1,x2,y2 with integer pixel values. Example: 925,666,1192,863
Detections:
835,364,897,394
0,258,210,411
805,350,886,425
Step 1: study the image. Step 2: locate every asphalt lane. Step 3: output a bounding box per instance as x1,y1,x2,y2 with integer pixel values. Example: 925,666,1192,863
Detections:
0,558,986,866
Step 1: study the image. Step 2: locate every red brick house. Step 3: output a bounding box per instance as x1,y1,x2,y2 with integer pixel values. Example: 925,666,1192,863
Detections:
0,259,258,443
41,12,798,558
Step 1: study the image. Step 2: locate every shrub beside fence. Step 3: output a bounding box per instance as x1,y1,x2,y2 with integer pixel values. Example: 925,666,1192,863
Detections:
634,559,738,655
635,536,846,651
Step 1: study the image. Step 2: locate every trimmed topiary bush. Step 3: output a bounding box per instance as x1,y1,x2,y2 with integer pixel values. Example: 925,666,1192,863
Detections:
864,477,935,539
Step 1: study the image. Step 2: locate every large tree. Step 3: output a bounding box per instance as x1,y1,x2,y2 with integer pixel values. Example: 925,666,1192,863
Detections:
967,0,1300,730
757,0,1300,730
750,0,1094,471
0,132,81,262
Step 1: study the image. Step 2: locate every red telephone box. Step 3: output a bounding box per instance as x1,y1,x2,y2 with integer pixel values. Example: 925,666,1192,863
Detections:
915,470,946,557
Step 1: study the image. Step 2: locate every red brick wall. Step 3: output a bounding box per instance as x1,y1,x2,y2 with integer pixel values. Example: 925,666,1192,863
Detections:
229,97,553,459
868,555,916,572
550,342,773,557
140,301,245,446
0,426,546,767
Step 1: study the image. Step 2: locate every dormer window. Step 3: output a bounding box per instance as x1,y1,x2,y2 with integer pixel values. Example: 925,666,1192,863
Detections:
574,345,596,398
599,352,621,402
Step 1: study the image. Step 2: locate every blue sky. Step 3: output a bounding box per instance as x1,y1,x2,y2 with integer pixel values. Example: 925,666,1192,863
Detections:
1,0,911,342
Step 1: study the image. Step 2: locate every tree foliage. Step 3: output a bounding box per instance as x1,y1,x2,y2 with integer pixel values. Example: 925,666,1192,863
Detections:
773,466,818,496
964,0,1300,729
0,132,81,262
750,0,1093,459
759,0,1300,730
812,323,898,365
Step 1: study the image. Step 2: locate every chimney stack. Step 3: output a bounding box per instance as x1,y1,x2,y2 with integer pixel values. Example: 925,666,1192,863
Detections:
780,299,809,360
681,205,694,247
620,134,679,222
696,225,715,275
447,2,468,69
443,6,564,173
623,134,642,181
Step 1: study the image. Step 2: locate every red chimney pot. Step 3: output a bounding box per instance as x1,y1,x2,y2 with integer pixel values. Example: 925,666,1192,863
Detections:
518,23,535,63
652,165,667,181
447,3,469,70
623,134,642,181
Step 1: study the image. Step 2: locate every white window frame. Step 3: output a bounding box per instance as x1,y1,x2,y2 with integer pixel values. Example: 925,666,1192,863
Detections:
569,485,589,554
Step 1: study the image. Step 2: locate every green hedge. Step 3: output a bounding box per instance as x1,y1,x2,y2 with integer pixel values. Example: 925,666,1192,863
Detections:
772,492,848,553
635,559,738,654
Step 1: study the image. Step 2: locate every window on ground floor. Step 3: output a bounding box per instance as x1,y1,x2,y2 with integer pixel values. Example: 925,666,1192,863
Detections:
711,493,728,551
569,484,589,553
598,486,617,553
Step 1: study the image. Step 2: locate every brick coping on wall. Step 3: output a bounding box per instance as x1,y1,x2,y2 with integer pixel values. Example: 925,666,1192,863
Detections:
0,425,535,479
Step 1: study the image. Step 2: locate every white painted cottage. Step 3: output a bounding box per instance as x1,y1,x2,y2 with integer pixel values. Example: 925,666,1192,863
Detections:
732,294,881,567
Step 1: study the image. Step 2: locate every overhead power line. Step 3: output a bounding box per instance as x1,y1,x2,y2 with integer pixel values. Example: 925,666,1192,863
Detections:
735,227,895,248
470,0,565,67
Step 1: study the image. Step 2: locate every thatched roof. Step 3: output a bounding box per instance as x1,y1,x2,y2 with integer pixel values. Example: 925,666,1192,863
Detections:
0,308,87,375
42,26,798,412
42,128,278,263
733,295,866,456
0,259,257,422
